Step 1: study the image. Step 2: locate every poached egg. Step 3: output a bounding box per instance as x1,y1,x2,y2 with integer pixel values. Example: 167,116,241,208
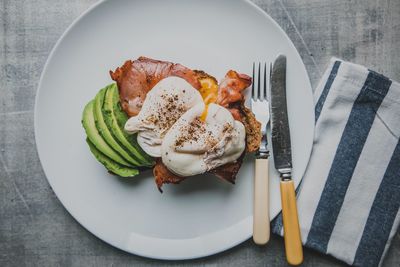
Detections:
161,103,246,176
124,77,203,157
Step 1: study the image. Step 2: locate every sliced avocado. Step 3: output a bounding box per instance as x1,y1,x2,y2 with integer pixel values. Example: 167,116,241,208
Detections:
113,102,154,164
82,101,132,167
94,88,141,166
102,84,154,166
86,138,139,177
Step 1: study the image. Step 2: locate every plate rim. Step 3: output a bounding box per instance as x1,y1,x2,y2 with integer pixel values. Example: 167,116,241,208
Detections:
34,0,314,260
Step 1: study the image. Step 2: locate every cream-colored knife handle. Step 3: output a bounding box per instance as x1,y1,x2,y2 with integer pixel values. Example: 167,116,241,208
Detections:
253,158,270,245
280,179,303,265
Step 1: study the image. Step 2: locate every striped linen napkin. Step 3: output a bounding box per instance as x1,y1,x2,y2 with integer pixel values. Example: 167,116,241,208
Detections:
271,58,400,267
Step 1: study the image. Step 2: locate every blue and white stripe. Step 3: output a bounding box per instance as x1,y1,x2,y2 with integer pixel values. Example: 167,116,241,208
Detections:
271,58,400,267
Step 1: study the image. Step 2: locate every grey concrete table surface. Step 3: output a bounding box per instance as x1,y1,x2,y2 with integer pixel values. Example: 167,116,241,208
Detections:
1,0,399,266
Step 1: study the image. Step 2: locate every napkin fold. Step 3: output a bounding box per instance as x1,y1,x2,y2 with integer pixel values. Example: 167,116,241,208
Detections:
271,58,400,267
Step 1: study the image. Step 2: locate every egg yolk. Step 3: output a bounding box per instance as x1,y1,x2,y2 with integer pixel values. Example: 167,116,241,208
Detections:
198,77,218,121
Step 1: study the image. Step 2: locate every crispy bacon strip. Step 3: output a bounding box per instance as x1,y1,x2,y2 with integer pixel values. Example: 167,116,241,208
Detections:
110,56,201,117
209,153,245,184
217,70,252,121
153,159,187,192
217,70,252,106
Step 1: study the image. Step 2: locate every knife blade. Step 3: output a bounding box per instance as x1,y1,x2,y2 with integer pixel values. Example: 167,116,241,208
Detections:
270,54,292,177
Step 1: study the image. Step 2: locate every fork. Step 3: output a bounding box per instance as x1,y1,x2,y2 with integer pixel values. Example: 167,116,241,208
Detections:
251,62,271,245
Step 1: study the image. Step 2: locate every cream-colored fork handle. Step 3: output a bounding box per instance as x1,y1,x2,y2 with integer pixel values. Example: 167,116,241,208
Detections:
253,158,270,245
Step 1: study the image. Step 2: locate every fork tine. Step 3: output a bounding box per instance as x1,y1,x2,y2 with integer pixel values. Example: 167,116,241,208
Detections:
263,62,267,100
268,62,273,101
269,62,273,81
257,62,261,100
252,62,255,100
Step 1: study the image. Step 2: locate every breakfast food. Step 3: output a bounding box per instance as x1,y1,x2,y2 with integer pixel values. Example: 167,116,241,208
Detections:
82,56,261,191
124,77,203,157
160,103,246,177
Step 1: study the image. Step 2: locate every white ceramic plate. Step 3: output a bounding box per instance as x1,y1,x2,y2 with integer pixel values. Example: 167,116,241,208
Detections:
35,0,314,260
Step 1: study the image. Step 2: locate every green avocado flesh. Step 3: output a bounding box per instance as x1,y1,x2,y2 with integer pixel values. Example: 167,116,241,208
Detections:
86,138,139,177
102,84,154,166
93,88,141,166
82,100,132,167
82,83,155,177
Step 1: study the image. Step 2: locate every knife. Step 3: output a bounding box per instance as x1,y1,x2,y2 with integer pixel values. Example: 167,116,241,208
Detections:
270,54,303,265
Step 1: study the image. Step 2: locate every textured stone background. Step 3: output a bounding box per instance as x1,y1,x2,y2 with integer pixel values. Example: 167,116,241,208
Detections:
1,0,400,266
